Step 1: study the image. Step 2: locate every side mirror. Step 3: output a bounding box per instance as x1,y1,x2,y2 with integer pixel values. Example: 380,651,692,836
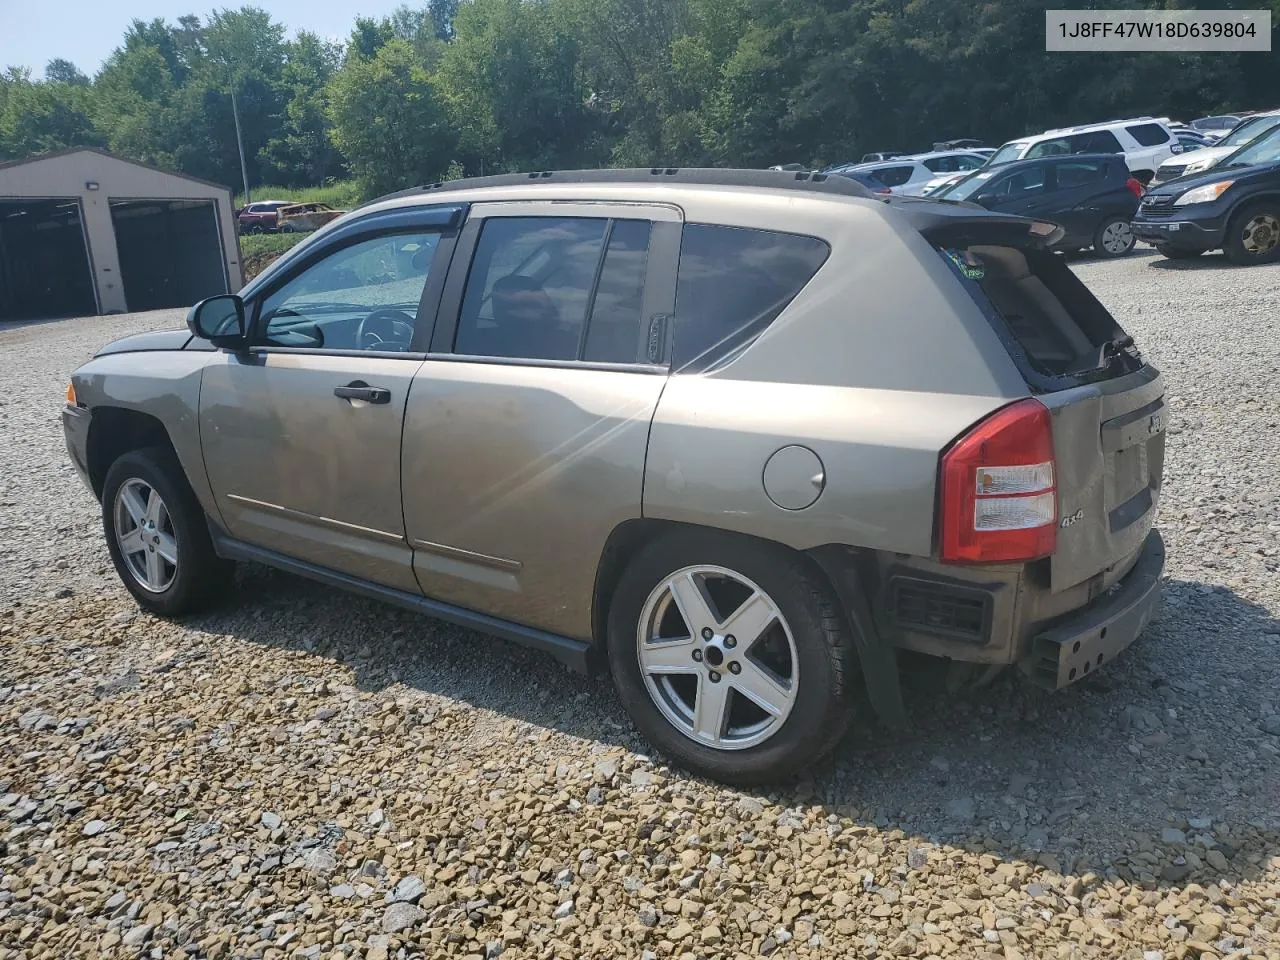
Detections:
187,294,247,348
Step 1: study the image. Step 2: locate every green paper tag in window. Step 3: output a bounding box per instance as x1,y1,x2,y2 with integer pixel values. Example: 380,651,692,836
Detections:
943,248,986,281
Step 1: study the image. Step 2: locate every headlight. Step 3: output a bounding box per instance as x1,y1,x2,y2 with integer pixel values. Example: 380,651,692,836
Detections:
1183,157,1215,175
1174,180,1235,205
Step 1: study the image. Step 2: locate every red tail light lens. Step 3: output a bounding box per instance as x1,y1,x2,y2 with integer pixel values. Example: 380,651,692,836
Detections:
1125,177,1144,199
939,399,1057,563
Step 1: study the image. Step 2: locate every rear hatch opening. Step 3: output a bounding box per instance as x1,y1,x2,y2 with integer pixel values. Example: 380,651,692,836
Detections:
919,213,1165,593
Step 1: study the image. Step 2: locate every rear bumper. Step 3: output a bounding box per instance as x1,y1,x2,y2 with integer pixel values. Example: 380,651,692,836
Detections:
1021,529,1164,689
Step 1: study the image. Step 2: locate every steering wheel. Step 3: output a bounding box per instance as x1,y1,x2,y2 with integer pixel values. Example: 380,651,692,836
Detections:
357,308,415,351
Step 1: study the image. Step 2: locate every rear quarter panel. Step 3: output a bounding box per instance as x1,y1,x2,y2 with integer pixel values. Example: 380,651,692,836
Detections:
644,198,1029,556
71,352,217,518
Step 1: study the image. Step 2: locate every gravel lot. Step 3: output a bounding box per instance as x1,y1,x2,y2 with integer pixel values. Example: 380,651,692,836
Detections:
2,250,1278,959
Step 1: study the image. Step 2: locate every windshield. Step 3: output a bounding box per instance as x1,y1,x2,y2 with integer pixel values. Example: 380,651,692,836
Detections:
986,142,1025,166
1220,116,1280,149
1222,125,1280,168
934,168,999,201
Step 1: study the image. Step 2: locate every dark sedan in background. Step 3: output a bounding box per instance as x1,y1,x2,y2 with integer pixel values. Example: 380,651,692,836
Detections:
1133,125,1280,265
933,154,1144,257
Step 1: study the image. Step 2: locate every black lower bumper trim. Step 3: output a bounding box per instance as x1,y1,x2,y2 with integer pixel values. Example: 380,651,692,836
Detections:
1024,529,1165,690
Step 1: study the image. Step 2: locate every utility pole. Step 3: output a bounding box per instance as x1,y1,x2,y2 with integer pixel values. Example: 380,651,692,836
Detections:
230,85,251,206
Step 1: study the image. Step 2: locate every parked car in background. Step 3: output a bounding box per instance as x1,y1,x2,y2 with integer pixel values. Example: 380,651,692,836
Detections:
278,202,347,233
859,151,907,163
1174,130,1214,152
1189,115,1248,140
768,163,809,172
1133,125,1280,264
828,169,892,194
986,118,1181,183
934,154,1144,257
63,167,1167,783
1151,111,1280,185
236,200,290,234
932,138,986,151
844,151,989,195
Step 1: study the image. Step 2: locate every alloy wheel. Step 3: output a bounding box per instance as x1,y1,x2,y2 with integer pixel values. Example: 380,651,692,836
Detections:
636,565,799,750
1241,213,1280,255
113,478,178,593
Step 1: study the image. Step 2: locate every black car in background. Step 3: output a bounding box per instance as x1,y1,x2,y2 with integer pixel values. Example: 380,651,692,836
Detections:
933,154,1144,257
1133,125,1280,265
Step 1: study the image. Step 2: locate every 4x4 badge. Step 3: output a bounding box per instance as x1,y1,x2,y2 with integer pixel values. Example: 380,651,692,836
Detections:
1060,509,1084,529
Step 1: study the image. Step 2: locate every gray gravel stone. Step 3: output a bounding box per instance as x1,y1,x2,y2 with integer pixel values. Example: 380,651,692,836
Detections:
2,263,1279,957
380,902,425,933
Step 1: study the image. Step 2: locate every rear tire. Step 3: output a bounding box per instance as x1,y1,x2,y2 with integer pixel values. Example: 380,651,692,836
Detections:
1093,216,1135,258
1153,244,1205,260
607,530,855,784
1223,200,1280,265
102,447,233,617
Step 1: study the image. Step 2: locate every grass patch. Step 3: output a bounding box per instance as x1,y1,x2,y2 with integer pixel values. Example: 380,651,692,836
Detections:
240,232,306,280
235,179,364,211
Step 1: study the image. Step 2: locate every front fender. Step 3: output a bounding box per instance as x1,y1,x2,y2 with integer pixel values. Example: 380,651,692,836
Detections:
71,351,218,520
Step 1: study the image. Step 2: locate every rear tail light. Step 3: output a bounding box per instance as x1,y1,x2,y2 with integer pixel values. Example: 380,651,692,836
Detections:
878,186,892,195
1125,177,1145,199
939,399,1057,563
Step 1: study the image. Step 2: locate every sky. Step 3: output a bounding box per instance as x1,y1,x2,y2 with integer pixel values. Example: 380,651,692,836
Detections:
0,0,406,76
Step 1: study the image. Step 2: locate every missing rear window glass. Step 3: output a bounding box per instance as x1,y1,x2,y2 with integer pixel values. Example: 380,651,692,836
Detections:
937,244,1141,386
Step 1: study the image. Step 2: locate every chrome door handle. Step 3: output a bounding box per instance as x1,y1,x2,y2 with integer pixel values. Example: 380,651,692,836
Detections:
334,381,391,404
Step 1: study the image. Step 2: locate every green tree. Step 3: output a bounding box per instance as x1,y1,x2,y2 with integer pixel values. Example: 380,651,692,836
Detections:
262,31,345,184
327,38,456,195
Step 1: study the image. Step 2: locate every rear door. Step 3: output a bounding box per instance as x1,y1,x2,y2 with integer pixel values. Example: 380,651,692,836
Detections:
400,201,681,640
933,238,1165,592
1051,158,1126,245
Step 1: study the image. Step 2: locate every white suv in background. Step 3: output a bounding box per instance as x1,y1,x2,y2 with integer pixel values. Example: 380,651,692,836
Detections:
1151,111,1280,185
986,118,1182,183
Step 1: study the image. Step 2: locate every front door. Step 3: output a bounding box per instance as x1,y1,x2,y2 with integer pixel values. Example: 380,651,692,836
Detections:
200,212,456,591
401,202,682,639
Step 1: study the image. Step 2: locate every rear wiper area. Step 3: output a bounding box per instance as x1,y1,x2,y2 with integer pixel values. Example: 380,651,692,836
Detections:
1067,334,1140,376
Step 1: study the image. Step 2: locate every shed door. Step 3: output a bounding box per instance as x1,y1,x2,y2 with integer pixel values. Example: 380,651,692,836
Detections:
110,199,228,311
0,198,96,321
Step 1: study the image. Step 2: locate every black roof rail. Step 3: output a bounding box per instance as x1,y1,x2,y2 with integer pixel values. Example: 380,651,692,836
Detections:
362,166,876,209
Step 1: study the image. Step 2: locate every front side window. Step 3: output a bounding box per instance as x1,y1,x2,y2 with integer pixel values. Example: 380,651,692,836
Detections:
453,216,653,363
258,231,439,351
672,224,829,371
986,165,1050,199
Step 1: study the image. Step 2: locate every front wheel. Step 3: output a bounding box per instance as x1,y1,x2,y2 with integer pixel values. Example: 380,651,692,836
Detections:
607,531,855,784
1093,217,1136,258
102,447,233,617
1224,201,1280,265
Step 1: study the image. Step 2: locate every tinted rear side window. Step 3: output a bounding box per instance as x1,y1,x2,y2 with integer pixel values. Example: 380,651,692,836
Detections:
873,165,916,187
1126,123,1171,146
673,225,829,371
1055,159,1110,187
